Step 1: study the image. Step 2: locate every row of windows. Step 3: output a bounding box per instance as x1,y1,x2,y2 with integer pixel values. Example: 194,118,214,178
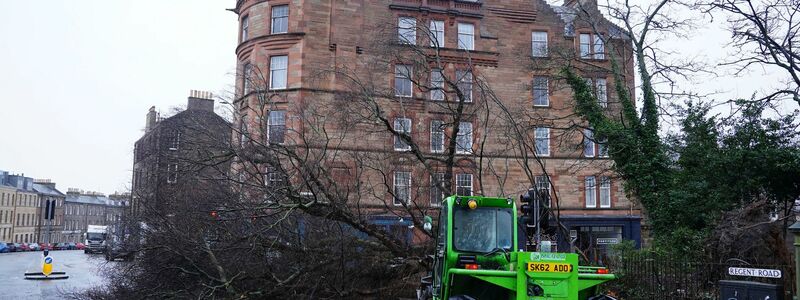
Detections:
242,55,288,93
65,204,105,216
15,213,38,227
398,17,606,60
1,193,39,207
392,118,608,158
241,4,289,42
393,172,613,208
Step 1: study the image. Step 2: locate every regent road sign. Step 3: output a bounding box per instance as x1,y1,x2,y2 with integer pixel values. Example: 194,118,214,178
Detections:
728,267,782,278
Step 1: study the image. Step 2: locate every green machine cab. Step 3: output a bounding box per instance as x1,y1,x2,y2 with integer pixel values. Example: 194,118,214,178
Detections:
418,195,616,300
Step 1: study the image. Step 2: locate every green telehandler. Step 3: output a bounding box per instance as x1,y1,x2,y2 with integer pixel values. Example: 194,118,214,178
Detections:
417,192,617,300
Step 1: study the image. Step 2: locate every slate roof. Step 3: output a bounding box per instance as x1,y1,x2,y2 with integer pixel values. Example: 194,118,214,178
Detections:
32,183,65,197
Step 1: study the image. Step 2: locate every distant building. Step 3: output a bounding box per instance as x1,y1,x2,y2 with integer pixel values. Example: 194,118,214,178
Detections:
0,172,41,243
0,181,15,242
32,179,66,243
131,90,231,219
62,189,127,243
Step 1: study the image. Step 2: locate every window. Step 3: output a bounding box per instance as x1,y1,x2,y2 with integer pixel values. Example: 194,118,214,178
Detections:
241,16,249,41
239,115,249,147
394,65,413,97
534,127,550,156
264,167,284,187
456,174,472,196
457,23,474,50
580,33,604,59
430,173,445,206
596,78,607,107
268,110,286,144
394,118,412,151
579,34,591,58
168,131,181,150
532,31,548,57
600,177,611,208
430,20,444,47
430,120,444,153
584,129,595,157
533,76,549,106
598,137,609,158
456,122,472,154
271,5,289,34
593,35,605,59
398,17,416,44
242,63,253,94
430,69,444,101
585,176,596,208
270,55,288,90
456,70,472,102
394,171,411,205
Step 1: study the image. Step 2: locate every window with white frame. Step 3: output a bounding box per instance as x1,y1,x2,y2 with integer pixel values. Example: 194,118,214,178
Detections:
169,131,180,150
456,122,472,154
430,173,445,206
394,118,412,151
593,35,605,59
268,110,286,144
456,70,472,102
532,31,548,57
264,167,283,187
585,176,596,207
242,63,253,93
271,5,289,34
430,20,444,48
241,16,249,41
457,23,474,50
534,127,550,156
398,17,417,44
600,176,611,208
167,164,178,184
430,69,444,101
456,173,472,196
239,115,249,147
579,33,604,59
395,65,413,97
270,55,288,90
584,129,595,157
430,120,444,153
394,171,411,205
596,78,607,107
533,76,549,106
579,33,592,59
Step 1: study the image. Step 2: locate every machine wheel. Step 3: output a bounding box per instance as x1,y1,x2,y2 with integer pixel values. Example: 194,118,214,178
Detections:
587,295,618,300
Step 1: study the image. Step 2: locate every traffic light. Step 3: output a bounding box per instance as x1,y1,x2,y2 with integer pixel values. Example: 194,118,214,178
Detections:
520,189,536,227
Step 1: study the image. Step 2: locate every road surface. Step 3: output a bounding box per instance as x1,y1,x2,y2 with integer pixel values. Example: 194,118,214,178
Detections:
0,250,117,299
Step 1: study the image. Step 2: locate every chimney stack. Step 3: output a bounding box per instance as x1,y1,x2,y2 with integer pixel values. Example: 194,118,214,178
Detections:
187,89,215,112
145,106,158,132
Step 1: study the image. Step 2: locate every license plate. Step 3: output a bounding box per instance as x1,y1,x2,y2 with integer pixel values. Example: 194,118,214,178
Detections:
527,262,573,273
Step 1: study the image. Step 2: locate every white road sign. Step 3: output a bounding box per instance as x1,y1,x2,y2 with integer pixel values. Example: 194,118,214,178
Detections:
728,267,782,278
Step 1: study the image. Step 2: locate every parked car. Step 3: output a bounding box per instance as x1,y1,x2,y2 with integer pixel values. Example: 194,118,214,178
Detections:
67,242,77,250
18,243,30,251
75,242,85,250
6,243,17,252
0,243,8,253
54,243,67,250
27,243,40,251
39,243,53,251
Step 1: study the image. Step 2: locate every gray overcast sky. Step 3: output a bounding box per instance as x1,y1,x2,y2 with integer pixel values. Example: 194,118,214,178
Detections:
0,1,237,193
0,1,796,194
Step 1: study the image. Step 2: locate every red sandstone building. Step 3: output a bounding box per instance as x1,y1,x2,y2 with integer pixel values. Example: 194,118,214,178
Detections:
231,0,642,256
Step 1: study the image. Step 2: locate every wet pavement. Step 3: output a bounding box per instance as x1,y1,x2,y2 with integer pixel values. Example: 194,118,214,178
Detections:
0,250,117,299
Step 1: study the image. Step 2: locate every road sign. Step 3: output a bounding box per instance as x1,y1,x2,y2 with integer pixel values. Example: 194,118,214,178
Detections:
42,256,53,276
728,267,782,278
596,238,620,245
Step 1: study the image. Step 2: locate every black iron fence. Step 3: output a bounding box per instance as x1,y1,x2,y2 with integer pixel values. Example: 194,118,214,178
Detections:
605,252,793,300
